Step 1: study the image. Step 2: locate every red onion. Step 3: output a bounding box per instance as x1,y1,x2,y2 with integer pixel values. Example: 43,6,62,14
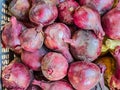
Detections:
79,0,114,14
29,2,58,26
58,0,79,24
9,0,30,20
41,52,68,81
73,6,105,39
64,30,102,62
20,26,44,52
102,2,120,40
110,46,120,89
21,46,48,71
44,23,73,63
2,16,23,54
2,59,32,90
68,61,101,90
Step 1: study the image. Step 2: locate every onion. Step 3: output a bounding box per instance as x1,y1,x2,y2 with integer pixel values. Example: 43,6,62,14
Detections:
68,61,101,90
58,0,79,24
44,23,73,63
102,2,120,40
9,0,30,20
20,26,44,52
110,46,120,89
64,30,102,62
2,59,32,90
29,2,58,26
41,52,68,81
73,6,105,39
21,46,48,71
2,16,24,54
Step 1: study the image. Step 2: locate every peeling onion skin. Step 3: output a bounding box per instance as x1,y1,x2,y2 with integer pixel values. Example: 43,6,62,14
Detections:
73,6,105,39
29,2,58,26
2,16,23,54
2,59,32,90
44,23,73,63
110,46,120,90
68,61,101,90
79,0,114,14
41,52,68,81
102,3,120,40
65,30,102,62
21,46,48,71
9,0,30,20
32,80,73,90
20,26,44,52
58,0,79,24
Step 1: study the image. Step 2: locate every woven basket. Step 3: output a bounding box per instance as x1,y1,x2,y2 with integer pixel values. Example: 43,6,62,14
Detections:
0,0,14,90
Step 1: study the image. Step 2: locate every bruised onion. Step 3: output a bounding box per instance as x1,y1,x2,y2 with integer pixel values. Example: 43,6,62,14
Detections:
65,30,102,62
29,2,58,26
2,59,32,90
44,23,73,63
41,52,68,81
68,61,101,90
73,6,105,39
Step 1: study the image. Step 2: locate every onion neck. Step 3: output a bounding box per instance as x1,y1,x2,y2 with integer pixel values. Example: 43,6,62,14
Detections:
32,79,50,90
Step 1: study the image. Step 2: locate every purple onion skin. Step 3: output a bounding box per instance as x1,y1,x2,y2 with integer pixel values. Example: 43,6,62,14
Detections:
102,3,120,40
21,46,48,71
9,0,30,20
41,52,68,81
2,59,33,90
110,46,120,89
29,2,58,26
2,16,24,54
20,26,44,52
79,0,114,14
65,30,102,62
73,6,105,39
68,61,101,90
58,0,79,24
44,23,73,63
